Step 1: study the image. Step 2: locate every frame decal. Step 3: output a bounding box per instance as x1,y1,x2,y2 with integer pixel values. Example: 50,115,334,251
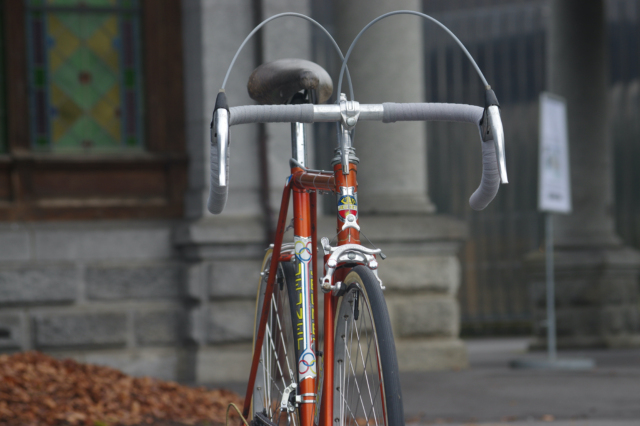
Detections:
337,186,358,222
294,236,316,381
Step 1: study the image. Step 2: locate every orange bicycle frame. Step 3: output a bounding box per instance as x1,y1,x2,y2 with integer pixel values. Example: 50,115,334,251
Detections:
242,141,360,426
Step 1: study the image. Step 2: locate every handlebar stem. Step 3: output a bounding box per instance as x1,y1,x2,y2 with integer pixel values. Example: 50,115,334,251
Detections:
338,93,361,174
339,125,352,174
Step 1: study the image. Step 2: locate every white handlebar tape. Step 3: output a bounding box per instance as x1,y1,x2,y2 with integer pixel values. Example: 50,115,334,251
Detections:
469,134,500,211
221,102,501,212
382,102,483,124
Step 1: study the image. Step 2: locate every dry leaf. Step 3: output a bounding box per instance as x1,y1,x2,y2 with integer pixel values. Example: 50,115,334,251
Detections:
0,351,242,426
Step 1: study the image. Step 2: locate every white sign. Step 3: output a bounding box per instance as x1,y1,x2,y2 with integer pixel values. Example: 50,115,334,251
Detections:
539,92,572,214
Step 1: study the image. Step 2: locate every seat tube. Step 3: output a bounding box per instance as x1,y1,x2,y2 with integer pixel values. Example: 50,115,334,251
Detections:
292,122,307,167
291,122,316,424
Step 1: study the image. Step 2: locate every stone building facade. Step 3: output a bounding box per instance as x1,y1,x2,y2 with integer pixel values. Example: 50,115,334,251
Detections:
2,0,637,384
0,0,470,383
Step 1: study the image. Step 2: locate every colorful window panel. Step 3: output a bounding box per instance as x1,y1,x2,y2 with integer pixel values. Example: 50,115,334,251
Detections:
26,0,144,152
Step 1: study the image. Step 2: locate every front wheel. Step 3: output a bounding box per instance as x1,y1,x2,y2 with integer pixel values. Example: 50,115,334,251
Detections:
333,266,404,426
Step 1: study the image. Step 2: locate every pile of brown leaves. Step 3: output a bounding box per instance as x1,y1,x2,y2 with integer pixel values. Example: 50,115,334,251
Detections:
0,351,244,426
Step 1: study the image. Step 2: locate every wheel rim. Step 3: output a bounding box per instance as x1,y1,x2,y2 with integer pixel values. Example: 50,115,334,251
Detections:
254,259,300,426
334,283,387,426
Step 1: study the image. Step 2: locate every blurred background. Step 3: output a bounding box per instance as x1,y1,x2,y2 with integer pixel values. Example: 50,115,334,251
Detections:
315,0,640,339
422,0,640,338
0,0,638,399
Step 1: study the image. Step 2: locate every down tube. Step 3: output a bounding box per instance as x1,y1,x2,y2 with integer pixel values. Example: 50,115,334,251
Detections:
292,187,317,423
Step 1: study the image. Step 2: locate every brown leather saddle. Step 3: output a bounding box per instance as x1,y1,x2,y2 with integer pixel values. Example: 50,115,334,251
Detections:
247,59,333,105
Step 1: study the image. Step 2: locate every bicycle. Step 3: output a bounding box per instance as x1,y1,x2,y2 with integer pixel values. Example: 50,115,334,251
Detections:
209,11,508,426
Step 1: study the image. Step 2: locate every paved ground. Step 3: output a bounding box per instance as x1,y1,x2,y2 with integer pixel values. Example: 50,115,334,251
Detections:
214,338,640,425
420,422,640,426
402,338,640,425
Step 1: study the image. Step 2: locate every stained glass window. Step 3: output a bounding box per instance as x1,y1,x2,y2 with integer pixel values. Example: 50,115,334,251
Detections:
26,0,143,152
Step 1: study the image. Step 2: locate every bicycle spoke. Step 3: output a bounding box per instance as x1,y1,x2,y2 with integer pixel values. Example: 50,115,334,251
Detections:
260,349,268,416
341,346,363,426
361,324,382,424
340,354,360,426
360,301,383,425
272,296,295,382
343,291,373,424
353,308,378,425
254,261,300,426
345,316,369,424
266,306,288,395
334,282,391,426
361,318,380,425
264,324,273,417
349,301,362,401
339,313,368,425
341,318,348,425
364,381,382,424
345,310,358,421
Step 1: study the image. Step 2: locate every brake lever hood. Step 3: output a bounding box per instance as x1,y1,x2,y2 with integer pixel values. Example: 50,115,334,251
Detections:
482,105,508,184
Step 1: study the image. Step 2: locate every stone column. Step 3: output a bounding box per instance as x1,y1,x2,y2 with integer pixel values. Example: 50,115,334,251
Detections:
527,0,640,348
334,0,434,214
176,0,317,383
549,0,617,247
177,0,265,383
262,0,314,210
182,0,262,219
332,0,468,371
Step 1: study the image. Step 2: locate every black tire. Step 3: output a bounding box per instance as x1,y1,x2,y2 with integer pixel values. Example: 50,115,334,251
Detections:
252,249,299,425
333,265,404,426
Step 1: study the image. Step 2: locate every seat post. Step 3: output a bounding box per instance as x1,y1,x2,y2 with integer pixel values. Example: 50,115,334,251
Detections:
291,122,307,167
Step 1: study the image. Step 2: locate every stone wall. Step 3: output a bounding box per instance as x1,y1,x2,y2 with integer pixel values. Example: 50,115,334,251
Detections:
175,214,469,383
0,221,189,381
0,217,468,384
174,217,266,383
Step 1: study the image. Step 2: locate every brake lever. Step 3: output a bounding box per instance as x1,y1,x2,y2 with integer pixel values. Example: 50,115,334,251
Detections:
212,92,230,187
481,99,508,184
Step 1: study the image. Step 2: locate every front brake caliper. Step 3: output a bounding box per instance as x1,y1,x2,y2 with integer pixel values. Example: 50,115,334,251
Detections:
320,238,384,292
280,382,297,413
